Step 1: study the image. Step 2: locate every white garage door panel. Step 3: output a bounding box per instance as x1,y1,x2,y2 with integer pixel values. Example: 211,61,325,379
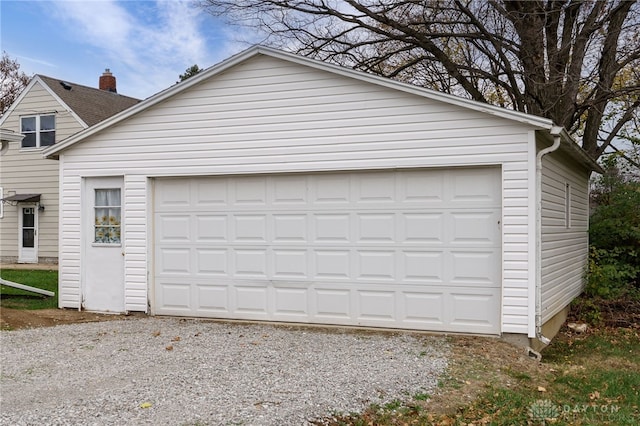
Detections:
196,284,228,312
157,282,191,311
449,290,501,331
154,168,501,334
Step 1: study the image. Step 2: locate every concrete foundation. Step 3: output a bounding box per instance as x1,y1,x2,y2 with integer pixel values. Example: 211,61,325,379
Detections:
0,257,58,267
502,304,571,355
1,262,58,271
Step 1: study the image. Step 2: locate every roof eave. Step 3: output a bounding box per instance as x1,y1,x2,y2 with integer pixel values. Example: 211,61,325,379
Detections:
0,77,42,128
44,45,581,158
257,46,555,130
557,128,603,174
0,129,25,143
45,47,267,159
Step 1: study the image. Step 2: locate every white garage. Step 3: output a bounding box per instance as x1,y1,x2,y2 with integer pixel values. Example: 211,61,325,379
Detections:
46,46,600,345
153,169,501,333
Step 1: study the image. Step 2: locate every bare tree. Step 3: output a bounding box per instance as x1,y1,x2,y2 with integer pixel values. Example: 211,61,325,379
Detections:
199,0,639,161
0,52,30,116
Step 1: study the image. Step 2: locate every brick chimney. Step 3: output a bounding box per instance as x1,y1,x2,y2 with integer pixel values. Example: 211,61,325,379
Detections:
99,69,117,93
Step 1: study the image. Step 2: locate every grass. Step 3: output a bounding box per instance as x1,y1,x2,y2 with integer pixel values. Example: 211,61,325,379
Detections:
479,328,632,424
0,269,58,309
315,324,640,425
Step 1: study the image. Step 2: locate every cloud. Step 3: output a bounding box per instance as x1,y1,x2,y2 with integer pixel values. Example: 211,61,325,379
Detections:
46,0,217,98
15,55,58,69
49,1,134,61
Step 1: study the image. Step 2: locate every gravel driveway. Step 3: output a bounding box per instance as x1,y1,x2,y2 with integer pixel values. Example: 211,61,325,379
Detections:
0,318,448,425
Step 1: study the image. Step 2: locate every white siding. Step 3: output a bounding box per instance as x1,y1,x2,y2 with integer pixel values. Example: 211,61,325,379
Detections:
540,148,590,322
124,175,148,312
58,168,82,308
58,54,534,333
0,81,84,262
502,163,533,330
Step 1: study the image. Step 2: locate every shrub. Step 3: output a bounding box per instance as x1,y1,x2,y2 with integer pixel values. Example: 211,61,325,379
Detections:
586,246,639,298
587,155,640,298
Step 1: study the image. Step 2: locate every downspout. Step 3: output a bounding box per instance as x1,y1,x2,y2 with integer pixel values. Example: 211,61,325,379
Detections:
534,125,563,345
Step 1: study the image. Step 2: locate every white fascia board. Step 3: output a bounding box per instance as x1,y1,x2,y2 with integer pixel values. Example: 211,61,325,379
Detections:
44,45,560,158
44,47,265,158
268,47,603,173
257,46,555,130
0,76,88,129
558,128,603,173
536,127,602,173
0,77,40,127
0,128,25,142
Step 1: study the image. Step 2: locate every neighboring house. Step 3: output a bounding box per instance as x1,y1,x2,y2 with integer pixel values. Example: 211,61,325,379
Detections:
0,71,139,264
44,46,601,348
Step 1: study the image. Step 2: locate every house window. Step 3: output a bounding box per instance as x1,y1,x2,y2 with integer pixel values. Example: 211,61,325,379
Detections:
22,207,36,248
564,182,571,228
20,115,55,148
94,189,121,244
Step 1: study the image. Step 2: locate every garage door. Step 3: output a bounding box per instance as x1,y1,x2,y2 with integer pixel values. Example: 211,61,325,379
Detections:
153,168,501,334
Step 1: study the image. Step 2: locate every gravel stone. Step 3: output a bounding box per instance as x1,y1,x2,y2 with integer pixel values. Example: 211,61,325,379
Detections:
0,317,448,425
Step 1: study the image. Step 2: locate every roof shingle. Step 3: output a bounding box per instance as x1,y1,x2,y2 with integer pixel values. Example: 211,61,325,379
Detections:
38,75,140,127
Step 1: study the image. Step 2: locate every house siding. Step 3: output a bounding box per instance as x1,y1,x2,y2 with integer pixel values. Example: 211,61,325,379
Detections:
57,54,534,333
540,147,590,323
124,175,148,312
0,81,85,262
58,169,82,307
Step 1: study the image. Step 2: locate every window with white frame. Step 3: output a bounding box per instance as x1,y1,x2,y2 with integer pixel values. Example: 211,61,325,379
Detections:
94,188,121,244
20,115,55,148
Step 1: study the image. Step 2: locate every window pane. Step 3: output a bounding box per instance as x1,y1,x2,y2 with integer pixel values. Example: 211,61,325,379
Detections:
40,115,55,130
95,189,121,206
95,190,108,206
21,133,36,148
108,208,121,225
109,226,121,243
95,208,109,225
22,229,35,248
40,131,55,146
107,189,121,206
21,117,36,132
95,226,121,244
95,226,108,243
94,188,121,243
22,208,35,227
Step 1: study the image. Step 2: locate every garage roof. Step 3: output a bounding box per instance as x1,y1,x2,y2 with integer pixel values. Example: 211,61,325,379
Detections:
42,45,601,173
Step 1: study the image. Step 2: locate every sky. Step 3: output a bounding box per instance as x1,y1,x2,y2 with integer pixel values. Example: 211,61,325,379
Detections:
1,0,261,100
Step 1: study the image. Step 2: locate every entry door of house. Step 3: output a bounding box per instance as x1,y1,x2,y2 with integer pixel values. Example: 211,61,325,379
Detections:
18,204,38,263
83,177,125,312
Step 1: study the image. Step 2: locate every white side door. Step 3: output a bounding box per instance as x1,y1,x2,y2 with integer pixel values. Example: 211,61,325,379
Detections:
83,177,125,312
18,204,38,263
